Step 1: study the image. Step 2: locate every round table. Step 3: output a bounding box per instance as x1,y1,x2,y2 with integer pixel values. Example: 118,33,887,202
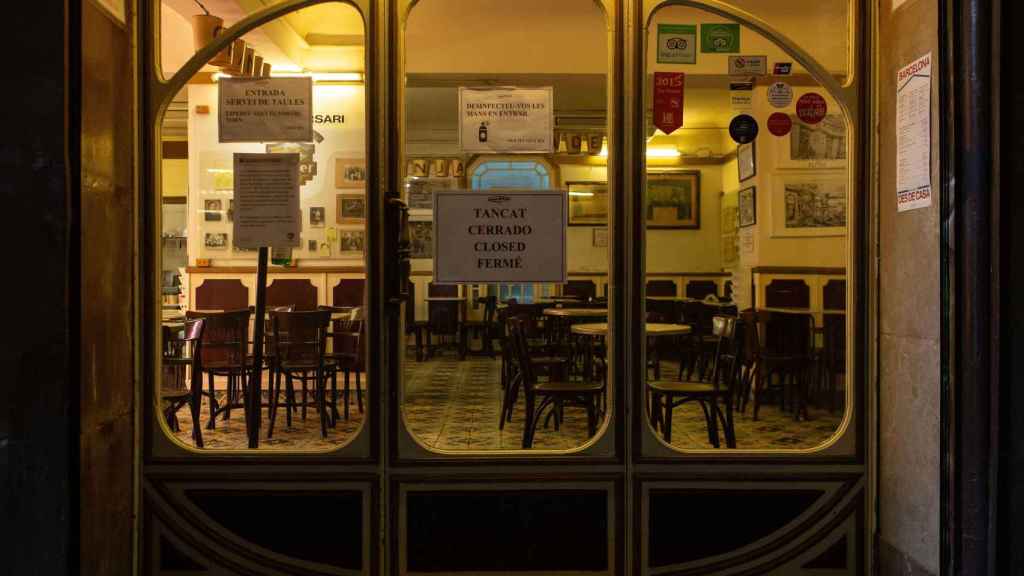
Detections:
542,307,608,318
423,296,464,302
571,322,692,336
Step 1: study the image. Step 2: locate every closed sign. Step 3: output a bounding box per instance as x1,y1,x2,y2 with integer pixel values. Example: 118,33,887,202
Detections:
433,190,567,284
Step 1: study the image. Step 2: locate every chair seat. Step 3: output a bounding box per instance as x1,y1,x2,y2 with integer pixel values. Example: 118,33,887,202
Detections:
530,356,567,365
160,388,191,401
648,380,716,394
279,358,338,372
534,380,604,393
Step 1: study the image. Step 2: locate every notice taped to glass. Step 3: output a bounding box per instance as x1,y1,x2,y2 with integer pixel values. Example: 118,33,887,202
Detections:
459,87,553,153
433,190,566,284
233,153,301,249
896,52,932,212
218,77,313,143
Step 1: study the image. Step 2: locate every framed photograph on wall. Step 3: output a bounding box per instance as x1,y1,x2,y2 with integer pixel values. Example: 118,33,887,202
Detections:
409,219,433,259
566,181,609,225
738,186,756,228
204,232,228,249
776,114,847,170
406,177,459,217
770,172,846,237
203,199,223,222
645,171,701,229
592,228,609,247
338,229,365,258
334,158,367,189
309,206,325,228
737,141,756,182
336,194,367,224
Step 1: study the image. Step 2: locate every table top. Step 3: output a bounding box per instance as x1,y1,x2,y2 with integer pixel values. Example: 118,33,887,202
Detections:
542,307,609,318
424,296,464,302
646,296,736,307
571,322,691,336
537,296,584,303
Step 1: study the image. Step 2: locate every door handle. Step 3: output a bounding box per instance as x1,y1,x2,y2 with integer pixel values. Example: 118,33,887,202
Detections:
385,197,411,304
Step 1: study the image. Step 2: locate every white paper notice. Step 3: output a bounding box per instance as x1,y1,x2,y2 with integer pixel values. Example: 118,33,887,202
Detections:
433,190,566,284
459,87,553,153
233,153,301,249
219,77,313,143
896,52,932,212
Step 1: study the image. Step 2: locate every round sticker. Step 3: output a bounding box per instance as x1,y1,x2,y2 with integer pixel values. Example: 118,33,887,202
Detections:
767,112,793,137
796,92,827,124
729,114,759,144
767,82,793,108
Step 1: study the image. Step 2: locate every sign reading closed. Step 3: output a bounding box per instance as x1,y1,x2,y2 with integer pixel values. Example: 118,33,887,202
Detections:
433,190,567,284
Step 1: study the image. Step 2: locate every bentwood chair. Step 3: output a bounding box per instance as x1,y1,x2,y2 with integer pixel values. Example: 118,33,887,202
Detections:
507,318,603,448
820,313,846,413
498,306,571,430
460,295,499,357
161,319,206,447
185,308,252,430
648,315,744,448
405,282,428,361
267,309,334,439
425,283,461,358
750,309,815,421
324,306,365,421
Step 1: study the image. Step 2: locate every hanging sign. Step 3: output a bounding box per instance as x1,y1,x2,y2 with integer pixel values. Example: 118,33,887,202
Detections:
767,112,793,137
795,92,828,124
433,190,567,284
218,77,313,143
233,153,301,249
653,72,685,134
657,24,697,64
728,55,767,76
896,52,933,212
767,82,794,108
701,23,740,53
459,87,553,153
729,114,759,144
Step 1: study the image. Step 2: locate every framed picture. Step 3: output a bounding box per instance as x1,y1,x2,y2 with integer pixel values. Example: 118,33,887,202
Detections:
309,206,325,228
203,199,223,222
737,141,756,181
738,186,757,228
334,158,367,189
567,181,609,225
776,114,847,169
338,229,365,257
645,171,700,229
592,228,609,247
771,173,846,237
308,239,319,253
336,194,367,224
406,177,458,215
204,232,228,249
409,219,433,259
269,142,316,185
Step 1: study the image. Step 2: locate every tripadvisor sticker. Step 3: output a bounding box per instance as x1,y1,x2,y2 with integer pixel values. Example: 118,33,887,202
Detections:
701,23,740,53
729,114,759,144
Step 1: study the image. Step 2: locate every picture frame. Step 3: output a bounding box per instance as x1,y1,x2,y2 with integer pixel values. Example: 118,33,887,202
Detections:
309,206,325,228
408,218,434,259
337,229,365,258
336,194,367,224
645,171,701,229
738,186,757,228
592,228,609,247
204,232,228,249
406,177,459,216
776,114,847,170
770,172,847,237
737,141,756,181
566,181,609,225
334,158,367,189
203,199,223,222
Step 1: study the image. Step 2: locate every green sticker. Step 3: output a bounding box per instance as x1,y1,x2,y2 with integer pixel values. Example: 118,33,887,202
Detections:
657,24,697,64
701,23,740,53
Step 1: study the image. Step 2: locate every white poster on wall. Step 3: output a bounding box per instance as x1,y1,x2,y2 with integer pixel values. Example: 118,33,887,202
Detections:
433,190,566,283
459,87,554,153
233,153,301,249
219,77,313,143
896,52,932,212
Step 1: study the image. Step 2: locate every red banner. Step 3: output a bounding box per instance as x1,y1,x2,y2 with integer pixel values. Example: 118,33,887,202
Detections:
653,72,684,134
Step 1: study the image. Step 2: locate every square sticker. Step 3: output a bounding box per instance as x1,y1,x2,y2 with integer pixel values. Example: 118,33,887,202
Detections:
657,24,697,64
701,23,740,53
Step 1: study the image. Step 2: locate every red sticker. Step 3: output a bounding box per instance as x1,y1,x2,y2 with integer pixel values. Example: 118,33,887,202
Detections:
767,112,792,136
653,72,685,135
795,93,827,124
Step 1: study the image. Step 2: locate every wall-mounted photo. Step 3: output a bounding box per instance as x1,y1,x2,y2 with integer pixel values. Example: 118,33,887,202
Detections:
309,206,325,228
203,199,222,222
737,141,756,181
771,173,846,237
777,114,847,169
338,229,365,257
335,158,367,189
567,181,608,225
268,142,316,185
645,171,701,229
592,227,609,248
738,186,756,228
409,220,433,259
204,232,228,249
336,194,367,224
308,239,319,253
406,177,458,215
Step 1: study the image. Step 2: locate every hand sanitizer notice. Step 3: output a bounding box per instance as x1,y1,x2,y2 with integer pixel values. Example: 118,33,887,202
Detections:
233,153,301,249
433,190,566,284
458,87,553,153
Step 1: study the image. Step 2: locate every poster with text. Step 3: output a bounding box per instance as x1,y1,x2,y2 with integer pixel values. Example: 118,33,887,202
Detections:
896,52,932,212
219,77,313,143
233,153,301,249
459,87,553,153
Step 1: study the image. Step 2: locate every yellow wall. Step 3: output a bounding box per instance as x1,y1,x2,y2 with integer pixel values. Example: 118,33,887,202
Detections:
161,158,188,197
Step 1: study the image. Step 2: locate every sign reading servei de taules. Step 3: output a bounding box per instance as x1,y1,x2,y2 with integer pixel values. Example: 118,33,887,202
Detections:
459,87,553,153
433,190,566,284
218,77,313,143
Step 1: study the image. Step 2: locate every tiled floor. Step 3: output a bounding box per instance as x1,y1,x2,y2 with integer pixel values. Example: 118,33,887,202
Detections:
169,353,843,452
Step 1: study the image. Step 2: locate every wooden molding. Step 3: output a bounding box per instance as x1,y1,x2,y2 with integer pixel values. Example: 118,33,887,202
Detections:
751,266,846,275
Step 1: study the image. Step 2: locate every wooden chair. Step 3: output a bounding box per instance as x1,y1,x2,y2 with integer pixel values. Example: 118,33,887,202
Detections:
750,309,815,421
325,306,366,421
460,295,499,357
185,308,252,431
507,318,603,448
563,280,597,301
267,309,334,439
820,313,846,413
498,305,570,430
161,319,206,447
647,315,744,448
425,283,461,358
405,282,428,361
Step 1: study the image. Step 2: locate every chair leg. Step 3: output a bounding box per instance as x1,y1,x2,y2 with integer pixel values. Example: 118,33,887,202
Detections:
317,368,328,439
662,394,673,443
330,370,340,423
190,382,204,448
343,369,351,421
285,373,294,428
753,368,764,420
522,391,536,448
268,367,279,439
301,372,308,420
586,395,597,437
206,371,217,430
701,400,720,448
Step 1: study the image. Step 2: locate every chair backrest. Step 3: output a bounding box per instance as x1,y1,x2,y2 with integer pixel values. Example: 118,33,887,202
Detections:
477,295,499,324
270,309,332,367
428,283,459,298
709,316,745,396
331,307,366,369
681,301,714,335
505,318,537,391
185,308,251,368
333,278,366,308
564,280,596,301
753,309,813,357
822,313,846,372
